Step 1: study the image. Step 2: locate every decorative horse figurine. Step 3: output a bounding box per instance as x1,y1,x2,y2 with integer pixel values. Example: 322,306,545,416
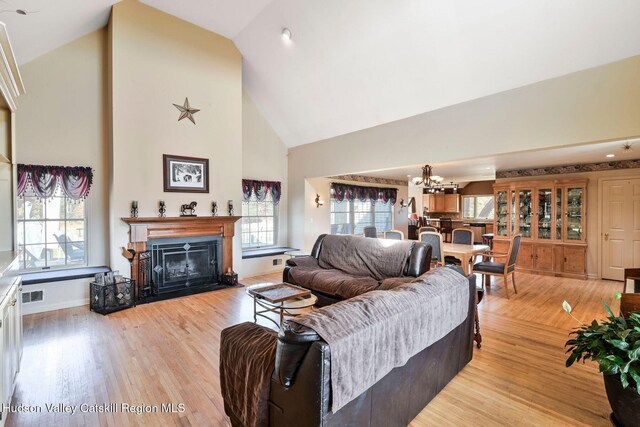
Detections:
180,201,197,216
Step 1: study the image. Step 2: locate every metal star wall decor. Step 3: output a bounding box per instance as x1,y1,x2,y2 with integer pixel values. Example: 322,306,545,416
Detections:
173,98,200,124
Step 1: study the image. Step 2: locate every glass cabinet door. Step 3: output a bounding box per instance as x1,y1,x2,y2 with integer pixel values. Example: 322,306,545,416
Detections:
510,190,516,235
556,187,563,240
518,189,533,237
537,188,552,240
566,187,584,241
496,190,509,236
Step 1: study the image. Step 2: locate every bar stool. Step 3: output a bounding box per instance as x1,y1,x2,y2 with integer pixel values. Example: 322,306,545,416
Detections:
439,218,453,243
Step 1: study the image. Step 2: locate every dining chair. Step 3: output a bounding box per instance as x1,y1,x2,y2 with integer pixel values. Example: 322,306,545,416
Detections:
419,231,444,268
383,230,404,240
439,218,453,243
623,268,640,293
620,293,640,317
418,226,437,234
472,234,522,299
444,228,474,266
363,226,377,238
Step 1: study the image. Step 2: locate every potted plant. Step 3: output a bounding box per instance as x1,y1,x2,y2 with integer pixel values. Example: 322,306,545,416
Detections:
563,298,640,427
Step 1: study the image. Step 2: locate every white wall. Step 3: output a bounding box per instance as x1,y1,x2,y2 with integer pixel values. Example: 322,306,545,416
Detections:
21,279,89,315
241,90,289,277
16,30,110,266
303,177,408,251
109,0,243,276
288,56,640,251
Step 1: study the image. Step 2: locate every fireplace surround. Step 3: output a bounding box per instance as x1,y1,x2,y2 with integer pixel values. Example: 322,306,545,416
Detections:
121,216,241,301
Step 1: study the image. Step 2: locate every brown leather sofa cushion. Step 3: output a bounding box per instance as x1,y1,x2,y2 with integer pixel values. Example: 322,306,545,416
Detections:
289,267,380,300
317,235,413,280
378,276,415,290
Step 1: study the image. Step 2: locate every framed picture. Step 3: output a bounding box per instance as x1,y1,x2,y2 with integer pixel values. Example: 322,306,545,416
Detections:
163,154,209,193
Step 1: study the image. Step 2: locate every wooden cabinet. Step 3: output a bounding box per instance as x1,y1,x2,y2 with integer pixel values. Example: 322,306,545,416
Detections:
534,244,554,272
554,245,586,276
444,194,460,213
494,179,587,278
0,275,22,425
517,242,534,269
422,193,460,213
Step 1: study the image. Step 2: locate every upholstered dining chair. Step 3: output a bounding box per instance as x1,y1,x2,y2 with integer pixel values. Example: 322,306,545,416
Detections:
418,226,437,234
384,230,404,240
419,231,444,268
472,234,522,299
444,228,474,266
363,226,377,238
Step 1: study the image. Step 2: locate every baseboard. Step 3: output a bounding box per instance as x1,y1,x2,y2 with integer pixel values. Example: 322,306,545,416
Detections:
22,298,89,315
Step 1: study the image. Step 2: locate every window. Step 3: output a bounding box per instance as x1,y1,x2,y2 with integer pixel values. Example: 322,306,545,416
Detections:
462,195,495,220
17,187,87,271
330,197,393,235
242,192,277,249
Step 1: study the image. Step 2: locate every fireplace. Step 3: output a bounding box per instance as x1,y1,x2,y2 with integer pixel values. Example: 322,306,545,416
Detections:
121,216,241,302
150,237,221,294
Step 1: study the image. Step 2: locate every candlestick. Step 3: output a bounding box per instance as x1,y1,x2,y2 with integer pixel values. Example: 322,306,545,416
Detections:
158,200,166,218
227,200,234,216
211,201,218,216
130,201,138,218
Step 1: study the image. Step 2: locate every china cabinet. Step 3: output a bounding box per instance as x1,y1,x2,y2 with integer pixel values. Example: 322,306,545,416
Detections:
493,179,587,278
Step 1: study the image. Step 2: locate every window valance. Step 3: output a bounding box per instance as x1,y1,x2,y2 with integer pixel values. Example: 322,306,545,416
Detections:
242,179,282,204
17,164,93,201
331,182,398,205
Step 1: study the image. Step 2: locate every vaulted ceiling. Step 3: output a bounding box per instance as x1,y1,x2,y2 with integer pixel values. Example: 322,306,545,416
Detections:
3,0,640,147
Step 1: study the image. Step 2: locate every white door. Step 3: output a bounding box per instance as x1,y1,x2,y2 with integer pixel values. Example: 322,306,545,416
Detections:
602,179,640,280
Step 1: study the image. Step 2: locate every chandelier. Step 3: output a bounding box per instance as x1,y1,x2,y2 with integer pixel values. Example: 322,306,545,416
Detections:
412,165,458,194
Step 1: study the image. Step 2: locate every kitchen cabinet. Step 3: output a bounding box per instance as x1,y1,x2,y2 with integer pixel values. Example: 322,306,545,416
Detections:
494,179,587,279
422,193,460,213
0,259,22,427
444,194,460,213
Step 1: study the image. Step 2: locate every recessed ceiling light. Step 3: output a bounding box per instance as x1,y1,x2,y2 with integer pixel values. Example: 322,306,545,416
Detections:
606,154,615,158
281,28,292,41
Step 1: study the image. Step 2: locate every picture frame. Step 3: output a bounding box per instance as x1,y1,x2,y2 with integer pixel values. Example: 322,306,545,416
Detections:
163,154,209,193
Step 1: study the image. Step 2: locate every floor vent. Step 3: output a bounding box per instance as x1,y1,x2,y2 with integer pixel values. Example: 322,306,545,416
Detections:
22,290,44,304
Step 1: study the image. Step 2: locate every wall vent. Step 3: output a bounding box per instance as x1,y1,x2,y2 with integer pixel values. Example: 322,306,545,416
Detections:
272,258,283,266
22,290,44,304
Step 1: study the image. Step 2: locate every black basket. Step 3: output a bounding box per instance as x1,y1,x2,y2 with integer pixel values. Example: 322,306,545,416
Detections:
90,278,135,315
221,273,238,286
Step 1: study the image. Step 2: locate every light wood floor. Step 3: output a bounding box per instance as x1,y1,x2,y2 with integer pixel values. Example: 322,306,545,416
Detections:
7,272,620,427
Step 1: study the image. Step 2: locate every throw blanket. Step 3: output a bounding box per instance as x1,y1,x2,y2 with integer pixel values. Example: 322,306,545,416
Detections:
290,267,469,412
318,235,413,280
220,322,277,427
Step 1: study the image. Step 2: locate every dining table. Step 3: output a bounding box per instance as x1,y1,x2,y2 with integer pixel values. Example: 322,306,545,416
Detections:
442,243,490,274
441,242,490,349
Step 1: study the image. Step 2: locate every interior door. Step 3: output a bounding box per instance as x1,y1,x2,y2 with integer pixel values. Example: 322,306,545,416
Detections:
602,179,640,280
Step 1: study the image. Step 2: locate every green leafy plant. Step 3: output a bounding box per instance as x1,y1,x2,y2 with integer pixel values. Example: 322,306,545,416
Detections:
563,297,640,395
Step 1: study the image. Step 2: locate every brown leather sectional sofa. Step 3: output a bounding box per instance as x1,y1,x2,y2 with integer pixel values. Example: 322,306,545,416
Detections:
220,234,476,427
283,234,433,306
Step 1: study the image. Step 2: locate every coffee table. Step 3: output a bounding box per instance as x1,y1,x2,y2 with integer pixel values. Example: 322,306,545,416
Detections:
246,283,317,328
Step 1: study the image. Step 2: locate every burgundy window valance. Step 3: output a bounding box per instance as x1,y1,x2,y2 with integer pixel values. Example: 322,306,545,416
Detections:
331,182,398,205
242,179,282,204
17,164,93,201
